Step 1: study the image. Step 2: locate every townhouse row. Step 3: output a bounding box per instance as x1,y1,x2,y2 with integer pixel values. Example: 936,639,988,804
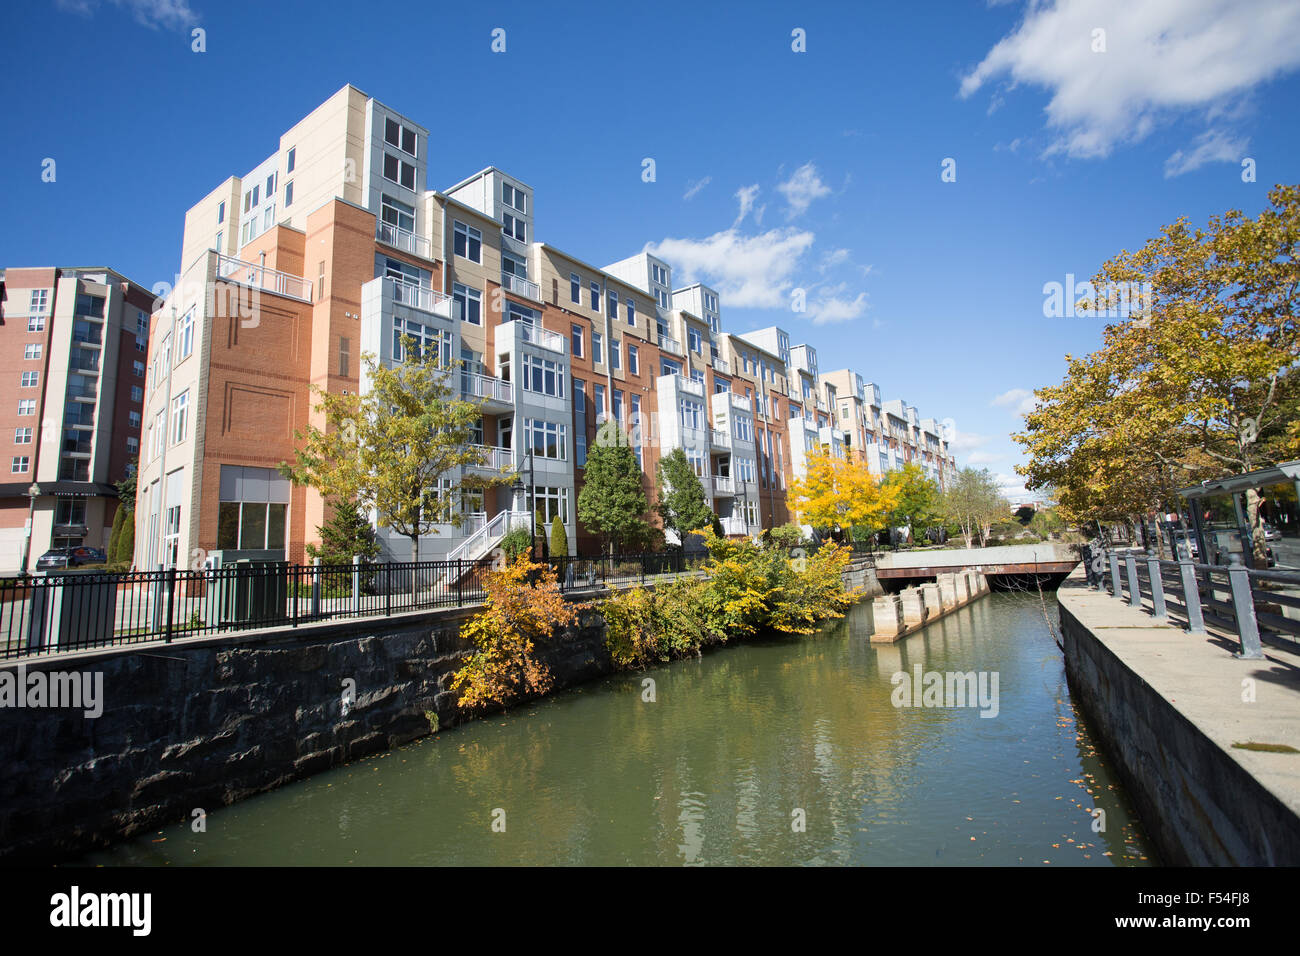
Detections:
117,84,956,568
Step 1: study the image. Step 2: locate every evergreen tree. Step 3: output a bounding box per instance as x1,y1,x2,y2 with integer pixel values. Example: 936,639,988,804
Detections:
107,506,126,564
549,515,568,558
116,516,135,566
305,499,381,564
655,447,714,550
576,421,650,555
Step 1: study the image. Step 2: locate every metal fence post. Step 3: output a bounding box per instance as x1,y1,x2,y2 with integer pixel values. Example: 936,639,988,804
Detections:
351,555,361,616
292,563,299,627
457,559,464,607
1146,552,1166,619
164,565,177,643
1178,557,1206,635
311,557,321,618
385,562,392,617
1226,553,1265,660
1109,552,1122,598
1124,553,1142,609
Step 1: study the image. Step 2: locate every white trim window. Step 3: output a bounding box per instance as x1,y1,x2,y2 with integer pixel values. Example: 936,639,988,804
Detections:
591,332,603,365
129,411,142,429
453,284,482,325
23,344,40,360
453,221,482,263
524,419,567,461
681,399,705,432
521,355,565,398
381,194,415,233
610,338,621,371
17,400,35,416
383,152,416,190
628,344,639,375
11,456,29,474
27,316,45,332
170,392,189,445
502,212,525,243
28,289,48,314
502,182,526,213
14,428,31,444
20,372,38,388
385,117,418,158
178,307,195,360
570,273,581,304
626,299,636,326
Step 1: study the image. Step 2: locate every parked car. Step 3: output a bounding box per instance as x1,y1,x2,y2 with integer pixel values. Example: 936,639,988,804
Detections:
1171,530,1200,559
34,547,106,571
1262,523,1281,541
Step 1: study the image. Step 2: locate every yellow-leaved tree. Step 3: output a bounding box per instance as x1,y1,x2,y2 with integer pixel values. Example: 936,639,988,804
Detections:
788,447,899,540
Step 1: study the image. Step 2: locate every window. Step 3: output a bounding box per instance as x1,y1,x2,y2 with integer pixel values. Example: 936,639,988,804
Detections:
131,386,143,402
133,360,145,377
628,344,639,375
178,307,194,360
532,487,569,527
453,283,482,325
521,355,565,398
688,328,703,354
630,395,642,467
384,117,417,157
590,281,600,311
524,419,567,460
737,457,757,483
217,200,226,224
14,428,31,444
657,289,670,310
571,324,584,358
76,294,105,318
607,290,618,320
652,263,668,285
17,400,35,416
626,299,636,326
170,392,189,444
215,230,223,251
612,389,624,423
383,152,416,190
153,411,166,458
27,316,44,332
594,383,606,421
502,252,528,280
24,344,40,360
11,457,29,474
287,147,296,172
29,289,48,314
217,465,291,552
661,358,681,377
285,181,294,207
502,182,526,212
681,399,704,431
265,173,275,197
591,332,603,365
263,205,274,231
734,415,754,443
502,212,525,242
610,339,621,370
505,301,538,326
127,437,139,455
20,372,37,388
570,273,581,303
393,318,452,365
380,194,415,234
129,410,142,429
339,337,350,376
453,221,482,262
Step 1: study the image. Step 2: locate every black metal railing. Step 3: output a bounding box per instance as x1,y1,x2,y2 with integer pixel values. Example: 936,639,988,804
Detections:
1082,543,1300,660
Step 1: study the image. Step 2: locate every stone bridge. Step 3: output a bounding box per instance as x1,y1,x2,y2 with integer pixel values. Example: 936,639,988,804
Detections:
873,542,1080,589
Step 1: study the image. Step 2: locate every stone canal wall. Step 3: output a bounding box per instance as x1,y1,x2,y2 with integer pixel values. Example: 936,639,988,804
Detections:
0,557,881,864
0,602,614,864
1057,567,1300,865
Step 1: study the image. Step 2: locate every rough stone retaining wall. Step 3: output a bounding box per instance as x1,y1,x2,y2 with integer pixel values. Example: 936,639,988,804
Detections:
0,602,612,864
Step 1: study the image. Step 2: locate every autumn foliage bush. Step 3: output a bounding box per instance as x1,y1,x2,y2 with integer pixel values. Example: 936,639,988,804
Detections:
451,553,579,711
602,531,861,670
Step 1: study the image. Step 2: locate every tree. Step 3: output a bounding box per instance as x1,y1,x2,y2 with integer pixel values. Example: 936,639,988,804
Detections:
281,344,509,573
577,420,650,555
883,463,942,542
655,447,714,550
305,498,380,565
115,514,135,566
1017,185,1300,566
711,513,725,538
943,467,1005,548
788,447,898,538
107,506,125,564
549,514,568,558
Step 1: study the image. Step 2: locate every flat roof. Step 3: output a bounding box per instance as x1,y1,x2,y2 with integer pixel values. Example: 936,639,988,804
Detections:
1180,461,1300,499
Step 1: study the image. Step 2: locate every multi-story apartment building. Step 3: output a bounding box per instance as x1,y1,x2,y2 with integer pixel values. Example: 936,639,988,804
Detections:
0,267,151,572
137,84,961,569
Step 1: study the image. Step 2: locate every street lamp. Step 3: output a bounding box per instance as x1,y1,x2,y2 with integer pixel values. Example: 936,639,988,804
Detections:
20,482,40,575
512,448,536,558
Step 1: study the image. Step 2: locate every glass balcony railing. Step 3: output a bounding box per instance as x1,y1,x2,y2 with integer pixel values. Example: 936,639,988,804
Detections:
501,273,541,301
216,252,313,302
461,370,512,404
376,221,430,258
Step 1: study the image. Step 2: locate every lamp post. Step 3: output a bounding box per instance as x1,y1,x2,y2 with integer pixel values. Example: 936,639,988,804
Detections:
512,448,535,558
20,482,40,575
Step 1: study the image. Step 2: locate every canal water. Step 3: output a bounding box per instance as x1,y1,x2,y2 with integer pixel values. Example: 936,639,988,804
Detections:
83,592,1154,866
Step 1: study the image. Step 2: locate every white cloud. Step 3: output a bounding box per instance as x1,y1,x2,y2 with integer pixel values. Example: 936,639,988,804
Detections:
647,227,815,310
995,473,1030,501
946,426,995,455
968,450,1003,465
818,248,850,273
959,0,1300,159
1163,129,1248,177
682,176,711,200
58,0,197,30
733,184,762,227
776,162,832,218
807,290,869,325
991,388,1037,416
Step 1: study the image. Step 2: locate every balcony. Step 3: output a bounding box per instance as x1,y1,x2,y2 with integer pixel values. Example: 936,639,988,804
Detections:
461,370,513,409
385,276,451,317
216,253,313,303
727,393,752,413
467,444,514,472
501,273,541,302
816,399,828,413
678,375,704,397
517,322,565,353
711,428,731,448
711,476,735,496
720,515,748,536
376,221,431,259
657,332,683,356
711,354,731,374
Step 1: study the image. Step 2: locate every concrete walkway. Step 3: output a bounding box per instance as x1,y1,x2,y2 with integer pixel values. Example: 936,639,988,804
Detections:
1058,569,1300,864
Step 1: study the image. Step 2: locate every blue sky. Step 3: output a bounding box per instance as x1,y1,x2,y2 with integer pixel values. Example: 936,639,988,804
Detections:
4,0,1300,500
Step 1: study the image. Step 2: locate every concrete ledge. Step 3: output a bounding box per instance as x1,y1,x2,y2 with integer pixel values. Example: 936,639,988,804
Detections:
870,571,990,643
1057,567,1300,865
